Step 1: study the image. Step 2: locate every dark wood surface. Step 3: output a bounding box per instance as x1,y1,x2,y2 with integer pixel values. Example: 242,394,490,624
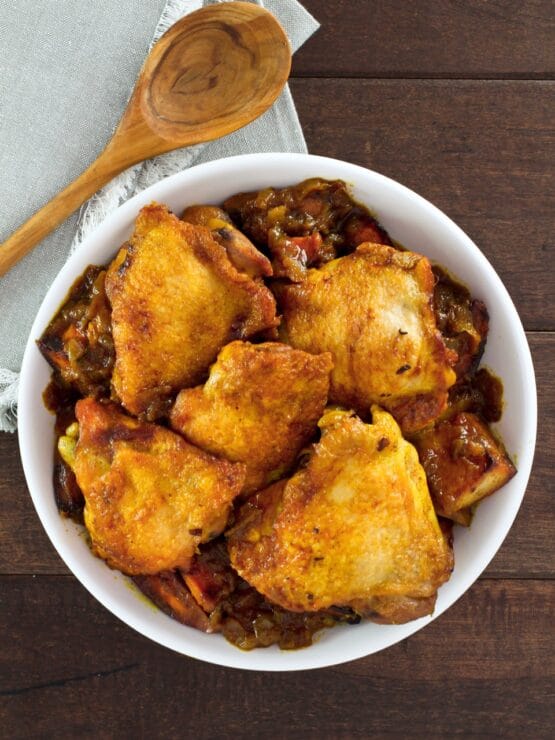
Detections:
2,2,554,737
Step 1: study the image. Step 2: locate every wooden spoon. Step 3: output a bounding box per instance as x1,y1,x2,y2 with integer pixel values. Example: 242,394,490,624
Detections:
0,1,291,276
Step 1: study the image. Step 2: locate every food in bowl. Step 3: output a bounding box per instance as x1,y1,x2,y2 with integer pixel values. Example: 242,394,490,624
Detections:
37,176,516,651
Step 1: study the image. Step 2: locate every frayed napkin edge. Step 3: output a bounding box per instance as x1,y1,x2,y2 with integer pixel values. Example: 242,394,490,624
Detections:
0,370,19,433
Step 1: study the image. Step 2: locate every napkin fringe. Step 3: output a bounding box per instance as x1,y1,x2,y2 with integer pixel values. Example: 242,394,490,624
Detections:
69,0,203,257
0,0,202,433
0,370,19,433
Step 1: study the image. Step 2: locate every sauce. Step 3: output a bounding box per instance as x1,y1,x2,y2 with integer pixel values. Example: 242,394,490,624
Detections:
224,178,391,281
38,265,114,398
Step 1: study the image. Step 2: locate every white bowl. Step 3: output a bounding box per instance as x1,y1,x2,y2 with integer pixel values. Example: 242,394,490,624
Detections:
18,153,537,671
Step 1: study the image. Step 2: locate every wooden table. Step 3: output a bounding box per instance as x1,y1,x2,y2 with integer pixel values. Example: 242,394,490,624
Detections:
1,2,553,736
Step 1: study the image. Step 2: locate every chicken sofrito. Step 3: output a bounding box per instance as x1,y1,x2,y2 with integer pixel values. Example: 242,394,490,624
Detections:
40,178,516,650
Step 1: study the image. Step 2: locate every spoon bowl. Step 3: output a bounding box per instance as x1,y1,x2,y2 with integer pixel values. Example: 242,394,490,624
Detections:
0,1,291,276
137,2,291,144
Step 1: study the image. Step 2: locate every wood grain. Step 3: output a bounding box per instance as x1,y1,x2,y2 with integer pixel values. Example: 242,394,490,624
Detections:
1,577,553,738
1,332,552,578
294,0,555,79
291,78,555,330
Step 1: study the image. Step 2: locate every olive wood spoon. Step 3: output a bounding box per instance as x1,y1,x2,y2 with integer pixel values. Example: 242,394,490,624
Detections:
0,1,291,276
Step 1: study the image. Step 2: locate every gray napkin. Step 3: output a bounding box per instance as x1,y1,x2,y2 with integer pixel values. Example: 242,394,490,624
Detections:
0,0,319,431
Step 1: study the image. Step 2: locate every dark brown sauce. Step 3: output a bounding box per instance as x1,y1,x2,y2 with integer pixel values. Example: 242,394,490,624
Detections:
446,367,504,424
224,178,391,281
43,378,84,522
433,266,489,378
214,578,345,651
38,265,114,398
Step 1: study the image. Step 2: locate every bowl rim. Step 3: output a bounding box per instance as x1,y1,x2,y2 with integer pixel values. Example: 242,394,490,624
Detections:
18,152,537,671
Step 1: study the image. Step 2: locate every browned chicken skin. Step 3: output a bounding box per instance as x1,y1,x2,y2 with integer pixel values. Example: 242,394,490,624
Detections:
170,340,332,495
71,398,245,575
228,407,453,623
181,204,273,279
274,243,457,432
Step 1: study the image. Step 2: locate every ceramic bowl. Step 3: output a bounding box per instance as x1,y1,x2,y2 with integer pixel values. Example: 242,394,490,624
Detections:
18,153,537,671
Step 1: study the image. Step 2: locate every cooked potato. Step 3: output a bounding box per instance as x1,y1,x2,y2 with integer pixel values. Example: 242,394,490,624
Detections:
181,539,237,614
170,341,332,495
105,204,278,418
228,406,453,623
133,572,213,632
73,398,245,575
411,412,516,519
274,243,457,432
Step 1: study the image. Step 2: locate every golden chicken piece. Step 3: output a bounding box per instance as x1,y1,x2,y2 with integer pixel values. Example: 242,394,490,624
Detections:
274,243,457,432
105,204,278,418
181,205,272,279
411,412,516,521
72,398,245,575
170,341,333,495
228,407,453,623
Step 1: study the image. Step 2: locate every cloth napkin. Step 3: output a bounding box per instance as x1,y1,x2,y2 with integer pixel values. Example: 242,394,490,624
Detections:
0,0,319,431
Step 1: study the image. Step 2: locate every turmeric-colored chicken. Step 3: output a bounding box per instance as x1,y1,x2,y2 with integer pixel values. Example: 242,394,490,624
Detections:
170,341,333,495
105,204,278,418
228,407,453,623
274,243,457,432
70,398,245,575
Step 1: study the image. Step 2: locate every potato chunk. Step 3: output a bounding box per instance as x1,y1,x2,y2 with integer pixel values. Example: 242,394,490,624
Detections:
105,204,278,418
73,398,245,575
411,412,516,519
170,341,332,495
133,572,213,632
274,244,456,432
228,407,453,623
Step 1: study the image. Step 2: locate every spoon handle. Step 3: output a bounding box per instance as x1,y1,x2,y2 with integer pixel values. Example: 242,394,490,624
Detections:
0,146,128,277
